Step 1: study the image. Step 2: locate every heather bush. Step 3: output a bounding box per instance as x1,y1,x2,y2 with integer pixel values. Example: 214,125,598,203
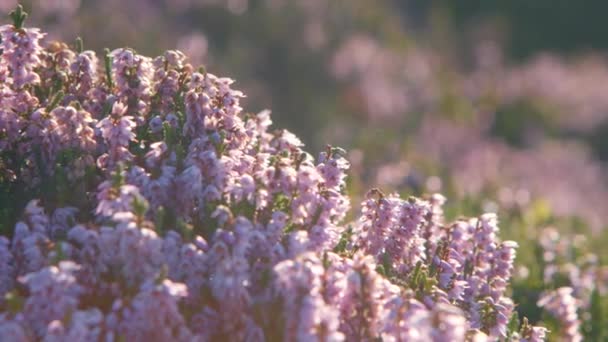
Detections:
2,5,608,342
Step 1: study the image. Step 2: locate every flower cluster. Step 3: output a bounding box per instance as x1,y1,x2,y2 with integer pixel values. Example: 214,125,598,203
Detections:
537,287,582,342
0,8,548,341
353,190,520,339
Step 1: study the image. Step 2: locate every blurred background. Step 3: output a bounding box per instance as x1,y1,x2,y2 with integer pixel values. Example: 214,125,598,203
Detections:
4,0,608,326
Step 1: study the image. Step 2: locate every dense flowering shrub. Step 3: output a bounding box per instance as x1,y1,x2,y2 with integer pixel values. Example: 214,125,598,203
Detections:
0,5,591,341
4,0,608,238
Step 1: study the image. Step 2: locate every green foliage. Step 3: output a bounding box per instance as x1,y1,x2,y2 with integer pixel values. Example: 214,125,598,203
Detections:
584,289,608,341
9,4,27,29
490,101,555,148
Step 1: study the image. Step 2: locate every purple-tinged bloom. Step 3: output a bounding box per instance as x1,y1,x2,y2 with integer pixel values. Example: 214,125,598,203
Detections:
537,287,582,342
21,261,83,338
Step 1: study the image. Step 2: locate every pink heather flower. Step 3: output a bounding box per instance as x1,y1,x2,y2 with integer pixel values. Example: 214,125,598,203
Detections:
51,106,96,152
25,108,61,169
96,101,137,168
266,210,288,240
110,279,194,341
138,165,176,209
39,45,75,88
22,200,50,234
69,50,98,99
66,224,100,266
355,191,430,274
95,182,143,218
288,230,311,257
389,197,430,273
21,261,83,338
11,221,49,275
473,214,499,268
152,50,187,112
463,214,500,300
49,206,78,238
110,48,153,115
273,252,344,342
317,150,350,189
100,212,164,287
488,240,518,300
340,253,387,340
174,164,203,216
0,319,30,341
0,107,23,152
486,296,514,338
382,294,432,341
537,287,582,342
226,173,256,204
520,323,549,342
161,230,184,278
10,201,52,275
434,254,464,300
429,303,468,342
0,24,44,88
148,115,164,133
208,254,253,337
422,193,446,256
98,102,134,141
274,130,303,150
43,308,104,342
357,191,397,256
175,240,208,300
